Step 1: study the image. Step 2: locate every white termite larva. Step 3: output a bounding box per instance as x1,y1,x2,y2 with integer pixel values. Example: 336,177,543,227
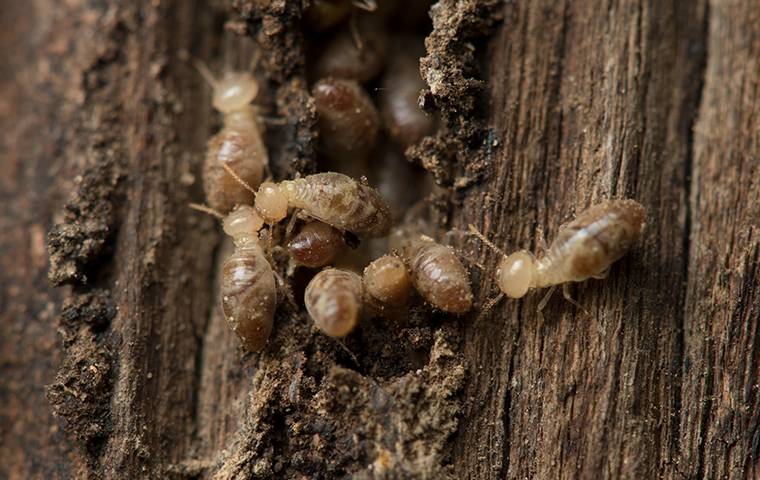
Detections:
305,268,363,337
404,236,473,314
198,62,267,214
220,205,276,351
470,199,647,304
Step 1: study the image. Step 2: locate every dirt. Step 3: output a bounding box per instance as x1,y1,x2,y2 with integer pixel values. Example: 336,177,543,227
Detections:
410,0,503,189
44,0,503,478
46,289,116,462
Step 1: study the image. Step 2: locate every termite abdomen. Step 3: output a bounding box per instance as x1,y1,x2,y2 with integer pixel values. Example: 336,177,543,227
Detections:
311,17,388,84
405,237,473,314
199,65,266,214
312,78,380,163
221,243,276,352
540,199,646,285
305,268,363,337
378,46,435,149
279,172,392,238
204,122,265,213
287,221,346,268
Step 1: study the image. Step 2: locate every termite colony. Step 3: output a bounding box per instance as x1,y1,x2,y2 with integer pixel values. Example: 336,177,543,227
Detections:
191,2,647,355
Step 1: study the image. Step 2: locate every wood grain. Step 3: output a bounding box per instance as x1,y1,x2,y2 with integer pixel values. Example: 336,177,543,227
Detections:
2,0,758,479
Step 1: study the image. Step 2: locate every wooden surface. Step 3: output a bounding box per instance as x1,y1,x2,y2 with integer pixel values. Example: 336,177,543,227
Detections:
1,0,758,478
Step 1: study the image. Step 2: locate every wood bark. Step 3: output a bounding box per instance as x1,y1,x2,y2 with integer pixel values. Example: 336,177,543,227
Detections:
1,0,758,479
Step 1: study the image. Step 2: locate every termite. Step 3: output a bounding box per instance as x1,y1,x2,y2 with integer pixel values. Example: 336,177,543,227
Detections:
378,42,435,149
312,78,380,165
219,205,277,352
197,61,267,214
311,15,388,84
404,236,473,314
469,199,647,310
363,254,412,308
224,165,392,238
304,0,377,31
305,268,364,337
287,220,347,268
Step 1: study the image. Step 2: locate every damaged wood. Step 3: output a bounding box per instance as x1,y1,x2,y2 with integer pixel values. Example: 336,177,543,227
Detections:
1,0,758,479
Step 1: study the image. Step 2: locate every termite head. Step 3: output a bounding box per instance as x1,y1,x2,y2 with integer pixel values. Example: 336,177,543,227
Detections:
364,254,411,307
496,250,536,298
254,182,288,223
212,73,259,113
223,205,264,247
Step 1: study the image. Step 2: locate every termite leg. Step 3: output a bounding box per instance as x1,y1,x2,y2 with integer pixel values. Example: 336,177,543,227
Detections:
249,49,261,71
591,268,610,280
195,60,218,88
284,210,300,240
259,115,288,126
536,227,549,254
335,339,361,369
272,268,297,308
348,10,364,51
537,285,557,314
561,284,589,316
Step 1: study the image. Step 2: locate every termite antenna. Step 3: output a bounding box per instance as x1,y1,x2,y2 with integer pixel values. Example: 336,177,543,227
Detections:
476,293,504,323
452,247,486,272
222,163,258,195
189,203,224,219
467,224,506,257
351,0,377,11
194,60,218,88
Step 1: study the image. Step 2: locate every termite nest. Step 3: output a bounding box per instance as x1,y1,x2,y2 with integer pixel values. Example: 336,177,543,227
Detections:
191,3,647,355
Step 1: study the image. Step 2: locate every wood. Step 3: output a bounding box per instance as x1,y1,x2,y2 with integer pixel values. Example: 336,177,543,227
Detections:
1,0,758,479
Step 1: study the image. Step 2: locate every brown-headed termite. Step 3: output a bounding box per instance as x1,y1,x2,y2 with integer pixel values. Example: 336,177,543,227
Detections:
218,205,277,352
312,77,380,166
403,235,474,314
311,15,388,84
196,60,268,214
363,253,412,308
223,165,392,238
304,0,377,32
305,268,364,337
287,220,348,268
469,199,647,311
378,40,435,149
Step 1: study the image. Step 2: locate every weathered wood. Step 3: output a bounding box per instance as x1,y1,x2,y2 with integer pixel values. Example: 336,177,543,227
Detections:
678,2,760,478
1,0,758,479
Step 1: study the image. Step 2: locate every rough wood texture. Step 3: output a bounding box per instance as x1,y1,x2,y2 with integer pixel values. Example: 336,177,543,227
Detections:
1,0,758,479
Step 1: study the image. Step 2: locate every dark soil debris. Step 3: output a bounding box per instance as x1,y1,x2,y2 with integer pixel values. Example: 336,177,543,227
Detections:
47,160,123,286
411,0,503,188
211,321,464,479
47,289,116,461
